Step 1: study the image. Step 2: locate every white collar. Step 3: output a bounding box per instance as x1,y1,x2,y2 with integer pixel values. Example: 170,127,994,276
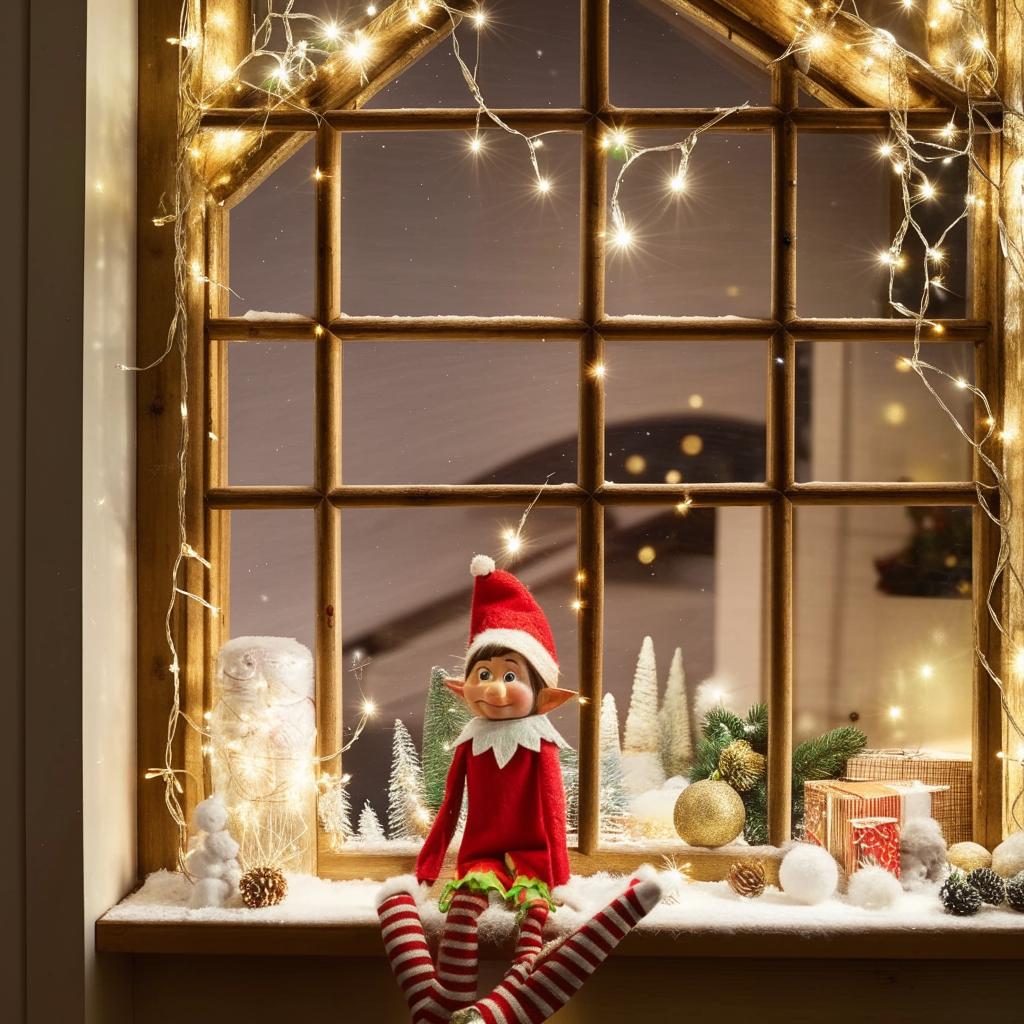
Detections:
454,715,570,769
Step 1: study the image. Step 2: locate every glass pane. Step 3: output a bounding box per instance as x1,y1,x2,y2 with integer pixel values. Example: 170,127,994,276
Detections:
228,341,314,485
341,132,580,316
611,0,771,107
229,510,316,655
340,508,578,842
367,0,580,108
798,134,968,318
795,505,973,756
342,341,578,484
795,341,974,482
602,506,766,843
229,141,315,317
605,133,771,317
605,340,766,484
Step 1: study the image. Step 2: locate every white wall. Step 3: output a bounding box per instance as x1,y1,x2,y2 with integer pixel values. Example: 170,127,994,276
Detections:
82,0,137,1020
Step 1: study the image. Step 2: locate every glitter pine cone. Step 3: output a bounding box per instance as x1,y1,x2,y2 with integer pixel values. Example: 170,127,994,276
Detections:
966,866,1006,906
716,740,766,793
728,860,767,898
240,866,288,909
939,871,983,916
1006,872,1024,912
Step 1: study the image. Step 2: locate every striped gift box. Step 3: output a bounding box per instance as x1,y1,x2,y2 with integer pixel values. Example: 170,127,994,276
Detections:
803,780,905,875
844,749,972,844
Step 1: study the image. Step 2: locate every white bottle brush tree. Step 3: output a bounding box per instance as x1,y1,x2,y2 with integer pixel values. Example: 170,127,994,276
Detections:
659,646,694,778
387,718,430,840
621,636,666,796
599,693,629,839
357,800,386,843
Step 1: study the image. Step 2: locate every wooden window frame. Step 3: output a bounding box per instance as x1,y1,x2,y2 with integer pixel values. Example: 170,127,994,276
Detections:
138,0,1006,882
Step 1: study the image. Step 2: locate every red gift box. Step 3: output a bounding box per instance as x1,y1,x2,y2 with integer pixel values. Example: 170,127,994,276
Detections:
850,816,901,877
804,780,905,875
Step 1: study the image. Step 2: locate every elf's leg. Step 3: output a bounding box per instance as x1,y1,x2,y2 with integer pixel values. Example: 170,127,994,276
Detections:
376,876,453,1024
435,890,489,1007
452,873,663,1024
508,900,549,980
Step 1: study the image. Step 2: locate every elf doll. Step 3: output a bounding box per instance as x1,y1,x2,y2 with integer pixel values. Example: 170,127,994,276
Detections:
376,554,663,1024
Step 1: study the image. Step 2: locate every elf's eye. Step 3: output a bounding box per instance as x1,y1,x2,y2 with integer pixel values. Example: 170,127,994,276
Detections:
503,671,519,684
478,668,492,681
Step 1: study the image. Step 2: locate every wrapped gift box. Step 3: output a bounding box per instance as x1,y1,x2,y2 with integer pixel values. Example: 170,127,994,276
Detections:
844,749,971,844
850,817,901,877
804,780,906,875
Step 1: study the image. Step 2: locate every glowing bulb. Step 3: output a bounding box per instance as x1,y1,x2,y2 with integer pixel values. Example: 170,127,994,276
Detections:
920,663,935,679
896,357,913,373
884,402,907,425
1001,426,1017,442
324,22,341,40
675,499,693,516
918,179,936,201
932,322,945,335
668,172,686,194
901,0,913,8
536,177,551,194
591,362,606,379
637,545,656,565
362,699,376,716
954,63,966,78
927,247,945,262
468,135,483,154
806,32,827,52
878,142,893,158
611,224,634,249
941,122,956,140
955,377,968,390
889,705,903,720
971,36,986,51
472,9,486,29
503,528,522,556
314,167,324,182
571,599,583,612
346,34,372,64
367,5,378,14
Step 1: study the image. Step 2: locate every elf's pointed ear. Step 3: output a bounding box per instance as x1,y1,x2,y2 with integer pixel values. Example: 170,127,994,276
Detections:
534,686,577,715
443,678,466,699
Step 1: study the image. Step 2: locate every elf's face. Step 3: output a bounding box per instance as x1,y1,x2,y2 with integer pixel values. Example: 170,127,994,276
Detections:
446,655,576,720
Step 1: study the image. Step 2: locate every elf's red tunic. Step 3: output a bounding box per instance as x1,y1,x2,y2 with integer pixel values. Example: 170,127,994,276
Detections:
415,730,570,889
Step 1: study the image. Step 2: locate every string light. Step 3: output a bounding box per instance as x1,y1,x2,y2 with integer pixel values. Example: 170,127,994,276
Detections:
535,176,552,194
472,8,487,29
590,362,606,379
468,134,483,154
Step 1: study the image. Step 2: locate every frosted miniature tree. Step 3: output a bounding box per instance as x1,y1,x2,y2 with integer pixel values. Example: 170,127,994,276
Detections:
387,718,429,840
357,800,385,842
317,774,354,852
422,666,472,813
560,746,579,838
621,636,666,795
599,693,629,839
659,646,694,778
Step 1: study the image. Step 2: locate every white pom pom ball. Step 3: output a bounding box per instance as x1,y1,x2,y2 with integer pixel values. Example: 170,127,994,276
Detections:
900,816,947,890
847,865,903,910
992,832,1024,878
193,794,228,834
779,843,839,905
206,829,240,862
189,877,231,909
470,554,496,577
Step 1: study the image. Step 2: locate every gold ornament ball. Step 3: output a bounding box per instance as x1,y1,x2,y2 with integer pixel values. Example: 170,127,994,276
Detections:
946,841,992,873
674,779,745,848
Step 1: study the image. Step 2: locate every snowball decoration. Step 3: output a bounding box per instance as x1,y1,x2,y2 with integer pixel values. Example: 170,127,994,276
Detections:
991,832,1024,878
211,637,317,874
470,553,496,577
946,841,992,873
186,795,242,909
627,787,678,840
778,843,839,905
899,816,947,890
847,865,903,910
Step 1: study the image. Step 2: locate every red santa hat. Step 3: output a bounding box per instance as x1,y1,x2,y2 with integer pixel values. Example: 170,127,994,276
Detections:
465,554,559,686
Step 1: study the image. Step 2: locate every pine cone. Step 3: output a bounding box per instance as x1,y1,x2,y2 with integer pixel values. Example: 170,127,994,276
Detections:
240,866,288,909
966,866,1006,906
718,740,766,793
940,871,982,916
728,860,767,898
1006,871,1024,912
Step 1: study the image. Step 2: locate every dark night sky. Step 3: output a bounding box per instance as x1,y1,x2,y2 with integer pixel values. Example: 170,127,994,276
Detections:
227,0,977,820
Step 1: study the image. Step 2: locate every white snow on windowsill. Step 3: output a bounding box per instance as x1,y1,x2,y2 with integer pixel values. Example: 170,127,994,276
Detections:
103,870,1024,937
241,310,313,321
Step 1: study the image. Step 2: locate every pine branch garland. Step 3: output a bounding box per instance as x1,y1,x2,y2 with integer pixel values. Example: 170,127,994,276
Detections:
791,727,868,784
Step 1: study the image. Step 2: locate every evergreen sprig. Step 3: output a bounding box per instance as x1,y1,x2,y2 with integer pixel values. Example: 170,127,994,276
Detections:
791,727,868,785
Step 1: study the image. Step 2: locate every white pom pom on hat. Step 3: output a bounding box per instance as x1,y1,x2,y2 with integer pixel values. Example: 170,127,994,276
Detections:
470,554,496,577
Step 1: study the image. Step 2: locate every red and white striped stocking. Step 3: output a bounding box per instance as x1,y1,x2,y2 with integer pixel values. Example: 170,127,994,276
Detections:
452,876,663,1024
508,901,550,981
436,890,489,1007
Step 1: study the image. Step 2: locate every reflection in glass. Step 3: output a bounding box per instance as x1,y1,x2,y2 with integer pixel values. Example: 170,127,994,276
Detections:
605,341,766,484
795,505,973,754
342,341,578,484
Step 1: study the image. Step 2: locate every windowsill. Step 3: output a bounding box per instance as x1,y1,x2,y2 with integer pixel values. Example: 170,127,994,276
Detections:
94,870,1024,960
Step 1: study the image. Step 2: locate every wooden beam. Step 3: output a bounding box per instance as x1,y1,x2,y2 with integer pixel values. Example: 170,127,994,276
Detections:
202,1,462,205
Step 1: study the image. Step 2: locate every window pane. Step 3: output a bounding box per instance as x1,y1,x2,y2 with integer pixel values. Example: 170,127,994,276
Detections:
340,508,578,842
605,133,771,317
366,0,580,108
795,341,974,482
798,134,968,318
795,505,973,756
228,341,314,485
341,132,580,316
611,0,771,107
229,510,316,655
342,341,578,484
602,506,766,843
605,341,766,484
229,141,315,317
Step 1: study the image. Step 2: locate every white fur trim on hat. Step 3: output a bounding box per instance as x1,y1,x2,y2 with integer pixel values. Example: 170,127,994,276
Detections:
470,554,496,577
466,628,559,686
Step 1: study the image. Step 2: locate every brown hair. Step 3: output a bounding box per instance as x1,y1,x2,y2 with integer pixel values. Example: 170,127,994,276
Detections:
465,644,546,697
